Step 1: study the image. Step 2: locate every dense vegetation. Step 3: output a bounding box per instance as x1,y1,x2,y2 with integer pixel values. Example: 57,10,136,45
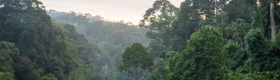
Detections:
0,0,100,80
47,9,150,79
1,0,280,80
142,0,280,80
119,43,153,80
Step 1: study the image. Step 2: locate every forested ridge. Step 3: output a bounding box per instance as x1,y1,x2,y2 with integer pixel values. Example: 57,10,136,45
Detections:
47,9,151,79
0,0,100,80
0,0,280,80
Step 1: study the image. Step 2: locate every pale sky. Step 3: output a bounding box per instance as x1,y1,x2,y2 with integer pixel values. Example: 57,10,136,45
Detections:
40,0,184,24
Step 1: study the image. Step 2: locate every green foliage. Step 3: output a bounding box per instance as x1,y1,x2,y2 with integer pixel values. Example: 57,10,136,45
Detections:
48,10,150,80
1,0,280,80
147,58,167,80
185,26,228,79
224,19,251,71
0,72,14,80
144,0,280,80
0,41,19,73
42,73,58,80
227,69,280,80
140,0,179,59
147,51,177,80
243,28,280,74
167,26,228,80
169,0,228,51
223,0,256,23
120,43,153,80
165,51,184,80
243,28,267,72
121,43,153,71
225,19,251,47
141,0,179,28
245,28,266,55
225,40,248,71
0,0,101,80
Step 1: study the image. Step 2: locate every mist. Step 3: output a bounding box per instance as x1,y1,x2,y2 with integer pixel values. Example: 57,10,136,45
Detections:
1,0,280,80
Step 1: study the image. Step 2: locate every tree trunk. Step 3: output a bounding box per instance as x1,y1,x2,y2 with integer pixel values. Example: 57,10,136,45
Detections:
270,1,276,42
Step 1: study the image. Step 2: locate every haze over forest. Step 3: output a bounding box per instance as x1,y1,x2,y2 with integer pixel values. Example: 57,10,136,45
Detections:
0,0,280,80
40,0,183,24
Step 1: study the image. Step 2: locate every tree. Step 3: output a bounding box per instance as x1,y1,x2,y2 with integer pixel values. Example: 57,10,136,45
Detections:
0,41,20,77
48,10,151,80
251,0,280,39
224,40,248,71
270,0,276,42
223,0,256,23
167,26,228,80
244,28,267,72
119,43,153,80
140,0,179,58
170,0,228,51
0,0,102,79
225,19,251,48
269,0,279,42
0,72,14,80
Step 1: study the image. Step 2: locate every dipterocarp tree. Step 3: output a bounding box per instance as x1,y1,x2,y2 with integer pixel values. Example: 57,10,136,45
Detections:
119,43,153,80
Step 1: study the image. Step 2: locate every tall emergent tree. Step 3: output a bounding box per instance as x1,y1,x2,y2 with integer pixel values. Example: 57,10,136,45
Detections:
269,0,279,42
170,0,228,51
119,43,153,80
140,0,179,58
270,0,276,42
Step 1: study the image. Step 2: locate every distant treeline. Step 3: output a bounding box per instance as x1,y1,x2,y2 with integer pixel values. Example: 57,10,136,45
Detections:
47,9,151,80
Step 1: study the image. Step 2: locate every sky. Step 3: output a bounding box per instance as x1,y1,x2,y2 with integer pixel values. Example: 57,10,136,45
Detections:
40,0,184,24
